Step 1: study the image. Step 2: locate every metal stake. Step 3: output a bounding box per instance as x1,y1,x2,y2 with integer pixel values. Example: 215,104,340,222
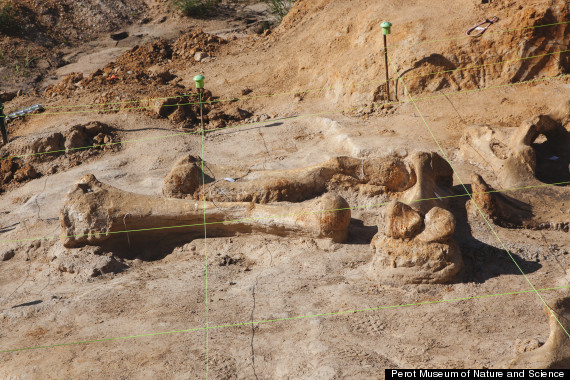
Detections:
381,21,392,101
383,35,390,101
0,101,8,145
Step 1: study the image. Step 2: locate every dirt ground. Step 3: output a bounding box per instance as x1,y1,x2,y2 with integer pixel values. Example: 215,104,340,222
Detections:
1,0,569,378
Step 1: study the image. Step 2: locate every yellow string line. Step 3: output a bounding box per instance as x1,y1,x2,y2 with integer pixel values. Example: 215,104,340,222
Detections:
390,54,570,340
1,71,567,163
1,179,568,245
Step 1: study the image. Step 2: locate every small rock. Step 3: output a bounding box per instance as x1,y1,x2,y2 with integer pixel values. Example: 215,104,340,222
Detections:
0,248,15,261
237,108,253,120
208,119,226,129
64,127,88,151
1,159,16,176
194,52,208,62
252,24,266,34
207,109,224,121
14,165,39,182
168,106,188,124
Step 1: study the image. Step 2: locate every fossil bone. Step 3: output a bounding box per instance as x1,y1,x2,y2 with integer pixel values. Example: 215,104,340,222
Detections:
468,173,533,227
60,174,351,250
459,100,570,188
162,151,454,216
163,155,415,202
468,173,569,231
499,293,570,369
400,151,454,214
368,201,462,285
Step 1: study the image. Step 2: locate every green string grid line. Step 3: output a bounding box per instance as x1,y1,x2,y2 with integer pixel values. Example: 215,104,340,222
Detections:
198,92,211,378
2,47,567,119
389,55,570,340
1,284,568,354
1,71,568,163
1,179,568,245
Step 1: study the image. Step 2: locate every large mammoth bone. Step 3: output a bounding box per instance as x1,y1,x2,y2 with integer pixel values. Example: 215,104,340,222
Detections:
459,101,570,188
469,173,533,228
368,201,463,284
162,155,415,202
400,151,454,214
499,294,570,369
60,175,351,249
469,173,569,231
162,152,454,215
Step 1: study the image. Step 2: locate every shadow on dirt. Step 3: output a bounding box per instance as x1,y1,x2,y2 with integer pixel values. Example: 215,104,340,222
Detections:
533,137,570,186
12,299,42,308
450,185,542,284
391,53,458,100
347,218,378,245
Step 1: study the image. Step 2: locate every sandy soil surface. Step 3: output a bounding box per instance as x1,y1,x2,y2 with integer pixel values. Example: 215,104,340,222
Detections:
0,0,569,378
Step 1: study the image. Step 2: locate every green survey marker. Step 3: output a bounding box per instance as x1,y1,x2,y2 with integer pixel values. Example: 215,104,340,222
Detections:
194,74,205,89
381,21,392,35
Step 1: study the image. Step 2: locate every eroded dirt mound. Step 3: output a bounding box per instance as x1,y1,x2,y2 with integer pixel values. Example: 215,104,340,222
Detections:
399,3,570,96
0,0,150,92
0,121,119,192
172,30,226,63
41,31,238,129
8,0,148,42
45,31,226,97
229,0,570,105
